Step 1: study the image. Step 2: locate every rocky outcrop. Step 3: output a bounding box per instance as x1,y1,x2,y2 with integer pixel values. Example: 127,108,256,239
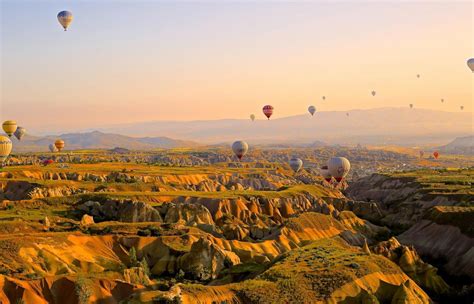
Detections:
177,238,240,280
398,220,474,280
77,200,162,223
372,237,449,294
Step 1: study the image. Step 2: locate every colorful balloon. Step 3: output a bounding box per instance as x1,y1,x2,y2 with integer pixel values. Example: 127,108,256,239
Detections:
327,157,351,182
57,11,73,31
409,104,413,109
232,141,248,160
371,91,376,97
2,120,17,137
262,105,274,120
441,98,444,103
250,114,255,121
433,151,439,159
416,74,420,78
460,105,464,110
308,106,316,116
322,96,326,101
14,127,26,140
0,136,12,167
289,158,303,173
54,139,65,152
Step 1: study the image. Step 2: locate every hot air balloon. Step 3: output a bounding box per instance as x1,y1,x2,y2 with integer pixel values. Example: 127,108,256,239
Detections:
2,120,17,137
43,159,54,166
262,105,274,120
371,91,376,97
320,165,332,182
57,11,73,31
14,127,26,141
232,141,248,160
250,114,255,121
416,74,420,78
0,136,12,167
419,151,424,159
460,106,464,110
441,98,444,103
346,112,349,116
467,58,474,72
54,139,65,152
308,106,316,116
327,157,351,182
322,96,326,101
409,104,413,109
433,151,439,159
49,144,58,153
289,158,303,173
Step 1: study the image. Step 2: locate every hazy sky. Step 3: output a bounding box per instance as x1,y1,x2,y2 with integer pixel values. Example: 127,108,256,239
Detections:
1,0,473,132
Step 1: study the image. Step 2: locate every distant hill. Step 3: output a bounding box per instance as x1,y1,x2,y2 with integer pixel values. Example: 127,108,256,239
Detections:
11,131,199,152
438,136,473,155
92,108,472,146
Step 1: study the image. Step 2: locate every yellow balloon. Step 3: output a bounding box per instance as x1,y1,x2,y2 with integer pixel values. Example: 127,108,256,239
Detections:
2,120,17,137
55,139,65,152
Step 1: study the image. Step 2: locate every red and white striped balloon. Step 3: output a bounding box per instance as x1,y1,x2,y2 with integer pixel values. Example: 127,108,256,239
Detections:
262,105,274,120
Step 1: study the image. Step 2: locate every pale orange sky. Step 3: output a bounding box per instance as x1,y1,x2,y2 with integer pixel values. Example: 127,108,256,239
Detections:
1,1,473,132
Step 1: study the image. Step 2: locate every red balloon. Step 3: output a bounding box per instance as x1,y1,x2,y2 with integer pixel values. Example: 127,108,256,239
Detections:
433,151,439,159
43,159,54,166
262,105,274,120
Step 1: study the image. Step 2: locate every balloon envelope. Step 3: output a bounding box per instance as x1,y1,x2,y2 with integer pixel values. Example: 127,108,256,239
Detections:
327,157,351,182
433,151,439,159
54,139,65,152
262,105,274,120
57,11,73,30
371,91,376,96
289,158,303,173
308,106,316,116
232,141,248,160
250,114,255,121
467,58,474,72
14,127,26,140
0,136,12,166
2,120,17,137
409,104,413,109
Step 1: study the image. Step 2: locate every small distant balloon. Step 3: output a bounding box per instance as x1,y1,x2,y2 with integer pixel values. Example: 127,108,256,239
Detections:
57,11,73,31
467,58,474,72
346,112,349,116
262,105,274,120
308,106,316,116
441,98,444,103
289,157,303,173
14,127,26,140
460,106,464,110
55,139,65,152
250,114,255,121
433,151,439,159
49,144,58,153
416,74,420,78
322,96,326,101
232,140,248,160
371,91,376,97
409,104,413,109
